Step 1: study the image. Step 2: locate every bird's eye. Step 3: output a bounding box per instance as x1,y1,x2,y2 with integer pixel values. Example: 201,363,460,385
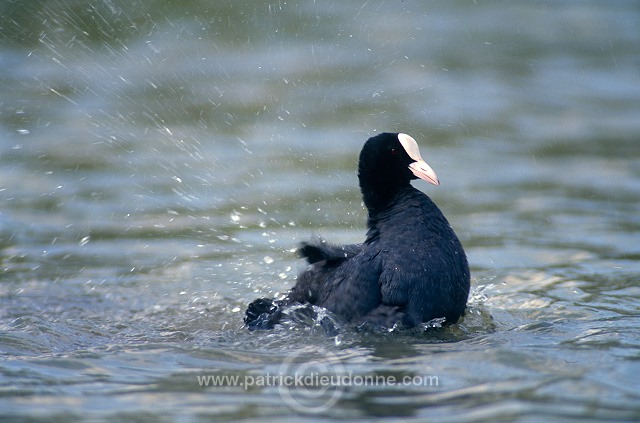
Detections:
391,148,399,155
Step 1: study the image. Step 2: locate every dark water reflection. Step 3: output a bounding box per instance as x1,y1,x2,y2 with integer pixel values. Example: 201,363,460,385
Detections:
1,0,640,421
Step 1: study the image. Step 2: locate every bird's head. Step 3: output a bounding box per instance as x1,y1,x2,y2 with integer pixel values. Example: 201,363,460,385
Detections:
358,132,439,212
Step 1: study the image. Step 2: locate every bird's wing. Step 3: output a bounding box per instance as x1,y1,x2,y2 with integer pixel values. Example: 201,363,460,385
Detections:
298,239,362,266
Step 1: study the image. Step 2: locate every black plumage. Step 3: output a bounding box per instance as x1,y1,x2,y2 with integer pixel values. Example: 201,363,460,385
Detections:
244,133,470,330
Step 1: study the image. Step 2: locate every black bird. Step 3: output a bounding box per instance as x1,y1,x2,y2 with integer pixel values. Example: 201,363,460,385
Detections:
245,133,470,330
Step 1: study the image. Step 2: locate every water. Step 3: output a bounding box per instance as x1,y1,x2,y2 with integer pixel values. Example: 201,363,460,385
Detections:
1,0,639,421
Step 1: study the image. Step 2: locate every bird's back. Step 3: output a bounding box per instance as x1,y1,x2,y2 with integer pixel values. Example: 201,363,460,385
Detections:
291,186,469,327
371,186,470,325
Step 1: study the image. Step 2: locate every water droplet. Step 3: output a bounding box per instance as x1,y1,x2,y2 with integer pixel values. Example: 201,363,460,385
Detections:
79,236,90,246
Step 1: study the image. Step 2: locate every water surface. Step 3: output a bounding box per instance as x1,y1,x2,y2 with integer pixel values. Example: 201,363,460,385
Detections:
1,1,639,421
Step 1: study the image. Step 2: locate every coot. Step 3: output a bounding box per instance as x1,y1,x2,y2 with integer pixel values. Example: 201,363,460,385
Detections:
245,133,470,330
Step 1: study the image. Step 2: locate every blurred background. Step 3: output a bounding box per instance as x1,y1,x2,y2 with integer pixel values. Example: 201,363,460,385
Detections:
1,1,639,421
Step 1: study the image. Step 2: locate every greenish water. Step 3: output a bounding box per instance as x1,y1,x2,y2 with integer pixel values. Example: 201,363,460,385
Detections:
1,1,639,421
